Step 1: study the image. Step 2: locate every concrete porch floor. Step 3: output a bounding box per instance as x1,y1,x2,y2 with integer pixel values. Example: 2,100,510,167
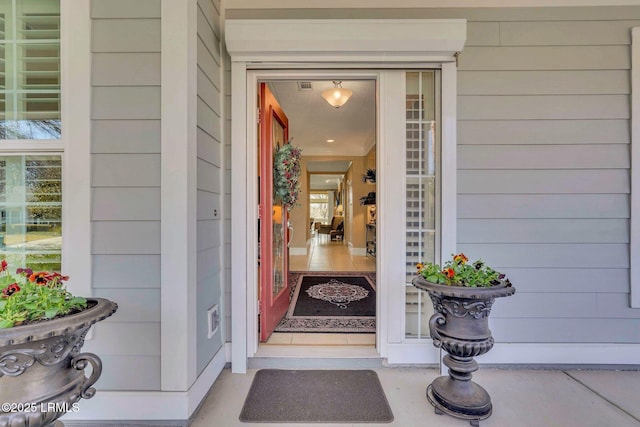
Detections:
190,366,640,427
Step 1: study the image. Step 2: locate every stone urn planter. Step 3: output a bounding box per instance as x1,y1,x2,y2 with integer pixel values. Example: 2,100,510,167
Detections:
0,297,118,427
412,276,515,426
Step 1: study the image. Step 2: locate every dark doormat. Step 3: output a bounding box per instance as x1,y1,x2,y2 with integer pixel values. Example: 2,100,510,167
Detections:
239,369,394,423
275,272,376,333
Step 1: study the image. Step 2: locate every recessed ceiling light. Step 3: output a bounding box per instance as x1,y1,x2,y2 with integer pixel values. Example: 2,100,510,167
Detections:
326,139,335,143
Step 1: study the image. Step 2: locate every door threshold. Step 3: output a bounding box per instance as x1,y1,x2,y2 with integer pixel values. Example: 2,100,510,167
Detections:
250,346,382,369
256,345,378,358
264,332,376,346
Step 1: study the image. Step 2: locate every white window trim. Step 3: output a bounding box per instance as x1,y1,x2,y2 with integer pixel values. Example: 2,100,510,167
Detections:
60,0,91,297
227,19,466,373
631,27,640,308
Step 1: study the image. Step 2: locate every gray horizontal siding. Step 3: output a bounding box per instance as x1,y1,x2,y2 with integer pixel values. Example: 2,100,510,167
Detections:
492,292,639,319
91,0,160,19
457,244,629,269
92,221,160,255
225,6,640,22
92,87,161,120
92,120,160,154
93,288,160,322
490,318,640,343
458,120,629,145
92,53,160,86
458,195,629,219
197,0,224,376
92,188,161,221
84,323,159,356
458,219,629,244
499,20,640,46
92,19,160,52
458,145,629,170
93,255,160,288
458,46,629,71
454,7,639,346
90,356,160,391
499,268,629,294
91,2,161,391
459,95,629,120
92,154,160,187
458,71,629,95
458,170,629,194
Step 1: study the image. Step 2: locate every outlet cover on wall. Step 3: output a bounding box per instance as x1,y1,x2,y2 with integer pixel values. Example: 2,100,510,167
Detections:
207,304,219,339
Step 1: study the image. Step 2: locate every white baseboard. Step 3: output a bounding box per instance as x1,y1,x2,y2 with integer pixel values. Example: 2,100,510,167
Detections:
350,247,366,256
290,247,307,256
386,341,640,366
62,343,229,422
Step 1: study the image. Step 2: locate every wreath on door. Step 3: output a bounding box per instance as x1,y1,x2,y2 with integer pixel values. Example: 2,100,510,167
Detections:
273,140,302,209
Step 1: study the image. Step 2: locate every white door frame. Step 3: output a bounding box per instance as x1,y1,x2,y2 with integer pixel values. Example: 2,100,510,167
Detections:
227,19,466,373
246,69,383,358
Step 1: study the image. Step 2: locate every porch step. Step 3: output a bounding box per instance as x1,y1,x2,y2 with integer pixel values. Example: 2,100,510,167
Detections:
249,345,384,369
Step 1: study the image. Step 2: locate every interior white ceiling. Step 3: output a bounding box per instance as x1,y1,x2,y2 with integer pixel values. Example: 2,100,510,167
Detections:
309,174,344,190
268,80,376,157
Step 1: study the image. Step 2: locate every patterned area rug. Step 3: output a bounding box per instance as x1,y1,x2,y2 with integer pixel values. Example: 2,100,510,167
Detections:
275,272,376,333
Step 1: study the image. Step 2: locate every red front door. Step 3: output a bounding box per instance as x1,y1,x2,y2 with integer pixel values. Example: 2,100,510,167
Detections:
259,83,290,342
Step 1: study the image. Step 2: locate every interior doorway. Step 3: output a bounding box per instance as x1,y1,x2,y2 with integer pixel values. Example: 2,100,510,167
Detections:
257,78,378,347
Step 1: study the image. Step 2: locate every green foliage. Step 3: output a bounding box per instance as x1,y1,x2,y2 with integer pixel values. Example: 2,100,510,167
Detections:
416,253,509,288
0,263,86,329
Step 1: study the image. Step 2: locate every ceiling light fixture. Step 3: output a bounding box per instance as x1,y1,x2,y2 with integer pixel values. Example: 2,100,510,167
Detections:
326,139,335,143
322,81,352,108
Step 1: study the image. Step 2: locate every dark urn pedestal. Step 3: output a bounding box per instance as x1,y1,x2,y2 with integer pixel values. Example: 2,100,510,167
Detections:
412,277,515,426
0,298,118,427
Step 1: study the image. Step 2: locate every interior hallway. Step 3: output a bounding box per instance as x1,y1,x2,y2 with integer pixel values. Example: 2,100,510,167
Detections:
289,233,376,272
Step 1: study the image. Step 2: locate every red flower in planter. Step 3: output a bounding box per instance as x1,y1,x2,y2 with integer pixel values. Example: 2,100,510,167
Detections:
1,283,20,297
443,268,455,279
0,260,7,272
453,253,468,265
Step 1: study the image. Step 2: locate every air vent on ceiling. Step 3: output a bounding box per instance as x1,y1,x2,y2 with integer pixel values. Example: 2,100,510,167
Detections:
297,81,313,91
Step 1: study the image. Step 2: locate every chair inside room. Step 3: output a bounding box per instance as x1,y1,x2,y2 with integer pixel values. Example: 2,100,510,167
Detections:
318,215,344,240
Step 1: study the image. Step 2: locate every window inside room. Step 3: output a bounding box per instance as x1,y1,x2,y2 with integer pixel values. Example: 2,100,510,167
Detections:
309,191,330,225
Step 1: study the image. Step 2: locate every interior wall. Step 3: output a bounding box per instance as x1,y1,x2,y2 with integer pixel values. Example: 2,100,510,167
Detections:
288,157,310,251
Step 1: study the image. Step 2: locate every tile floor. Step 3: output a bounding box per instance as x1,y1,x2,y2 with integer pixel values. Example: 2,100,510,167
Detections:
289,233,376,272
190,367,640,427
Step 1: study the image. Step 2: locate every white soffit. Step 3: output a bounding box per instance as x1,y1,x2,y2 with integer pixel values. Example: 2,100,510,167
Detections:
225,19,467,62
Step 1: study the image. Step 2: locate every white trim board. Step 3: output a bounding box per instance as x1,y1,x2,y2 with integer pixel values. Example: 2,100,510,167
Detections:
61,0,92,298
160,0,199,391
290,247,308,256
226,19,466,63
631,27,640,308
227,0,640,8
386,342,640,366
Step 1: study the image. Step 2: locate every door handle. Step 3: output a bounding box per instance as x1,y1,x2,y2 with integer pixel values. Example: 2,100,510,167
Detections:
288,223,294,248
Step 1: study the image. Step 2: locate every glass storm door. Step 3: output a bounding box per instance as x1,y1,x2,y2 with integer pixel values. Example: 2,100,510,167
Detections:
259,83,290,342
